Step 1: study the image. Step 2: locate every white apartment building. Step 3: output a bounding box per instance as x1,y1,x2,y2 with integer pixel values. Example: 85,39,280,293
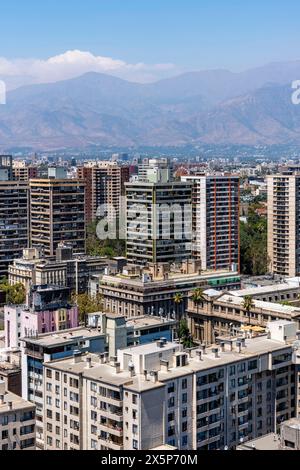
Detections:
182,175,240,272
267,175,300,277
0,381,36,450
42,321,298,451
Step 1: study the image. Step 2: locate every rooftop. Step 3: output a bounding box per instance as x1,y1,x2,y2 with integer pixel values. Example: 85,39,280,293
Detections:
45,333,294,391
231,279,300,297
237,433,281,451
218,294,300,316
21,327,104,348
0,389,35,414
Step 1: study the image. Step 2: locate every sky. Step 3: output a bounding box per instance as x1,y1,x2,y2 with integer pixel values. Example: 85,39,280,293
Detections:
1,0,300,87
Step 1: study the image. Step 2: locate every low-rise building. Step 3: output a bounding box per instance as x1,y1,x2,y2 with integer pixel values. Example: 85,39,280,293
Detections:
0,381,36,450
0,349,21,396
230,277,300,303
42,321,297,450
100,261,241,320
4,285,79,349
8,245,123,295
187,290,300,345
87,312,177,355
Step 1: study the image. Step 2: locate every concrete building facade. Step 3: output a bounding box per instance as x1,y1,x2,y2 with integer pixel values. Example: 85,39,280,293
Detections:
0,381,36,450
182,175,240,272
267,175,300,277
42,322,297,450
30,178,86,257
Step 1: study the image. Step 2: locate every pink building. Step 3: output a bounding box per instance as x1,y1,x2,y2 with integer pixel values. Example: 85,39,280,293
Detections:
4,286,79,349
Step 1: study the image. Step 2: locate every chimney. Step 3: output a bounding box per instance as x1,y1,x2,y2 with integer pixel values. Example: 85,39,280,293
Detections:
201,344,207,355
150,371,159,384
0,395,4,405
236,341,242,353
220,342,225,353
104,352,109,363
110,356,118,366
113,362,121,374
196,350,203,361
212,348,219,359
143,370,149,382
160,360,169,372
156,340,164,349
240,338,246,348
99,353,105,364
73,350,82,364
8,401,12,410
86,357,92,369
128,363,135,378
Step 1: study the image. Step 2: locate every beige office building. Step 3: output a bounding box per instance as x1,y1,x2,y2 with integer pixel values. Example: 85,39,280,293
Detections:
267,175,300,277
43,321,297,450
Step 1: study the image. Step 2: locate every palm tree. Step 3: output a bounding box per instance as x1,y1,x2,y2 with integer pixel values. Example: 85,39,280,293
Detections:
242,295,254,325
178,319,194,348
174,292,184,320
191,288,205,314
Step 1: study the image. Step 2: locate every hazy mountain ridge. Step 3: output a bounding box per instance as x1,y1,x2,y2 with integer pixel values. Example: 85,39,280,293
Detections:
1,61,300,149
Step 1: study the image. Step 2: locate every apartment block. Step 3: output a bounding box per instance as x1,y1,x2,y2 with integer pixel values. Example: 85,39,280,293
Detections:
182,175,240,272
267,175,300,277
0,381,36,450
21,328,106,449
126,179,193,265
30,177,85,257
42,321,297,450
0,155,13,181
100,261,241,319
0,180,30,278
13,165,38,182
77,162,129,223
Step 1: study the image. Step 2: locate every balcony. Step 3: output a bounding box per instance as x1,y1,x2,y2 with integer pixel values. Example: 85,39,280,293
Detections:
99,407,123,422
98,436,123,451
99,421,123,437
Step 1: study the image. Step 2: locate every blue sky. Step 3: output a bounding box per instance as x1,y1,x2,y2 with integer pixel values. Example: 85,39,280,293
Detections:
1,0,300,86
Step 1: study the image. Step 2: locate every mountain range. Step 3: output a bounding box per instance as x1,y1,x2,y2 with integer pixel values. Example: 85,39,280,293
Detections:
1,60,300,149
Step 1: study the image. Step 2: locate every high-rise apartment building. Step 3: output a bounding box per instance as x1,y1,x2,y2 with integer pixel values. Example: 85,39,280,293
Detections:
0,155,13,181
77,162,129,223
0,180,29,278
126,178,192,265
182,175,240,272
267,175,300,277
42,321,297,450
13,164,38,181
30,176,85,256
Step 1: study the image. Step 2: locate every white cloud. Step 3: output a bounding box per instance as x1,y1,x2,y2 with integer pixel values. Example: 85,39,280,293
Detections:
0,50,178,89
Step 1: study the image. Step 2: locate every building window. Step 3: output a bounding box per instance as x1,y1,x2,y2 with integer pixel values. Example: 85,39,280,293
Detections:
182,379,188,390
132,394,138,404
133,440,138,450
46,370,52,379
182,436,188,447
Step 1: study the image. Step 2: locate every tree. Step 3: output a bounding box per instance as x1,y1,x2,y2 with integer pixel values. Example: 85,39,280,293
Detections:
178,319,194,348
242,295,254,325
72,292,103,324
86,221,126,258
191,288,205,313
240,204,268,275
174,293,184,319
0,278,26,305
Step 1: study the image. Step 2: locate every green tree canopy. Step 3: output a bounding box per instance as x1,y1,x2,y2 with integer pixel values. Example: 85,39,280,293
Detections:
0,278,26,305
72,292,103,324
